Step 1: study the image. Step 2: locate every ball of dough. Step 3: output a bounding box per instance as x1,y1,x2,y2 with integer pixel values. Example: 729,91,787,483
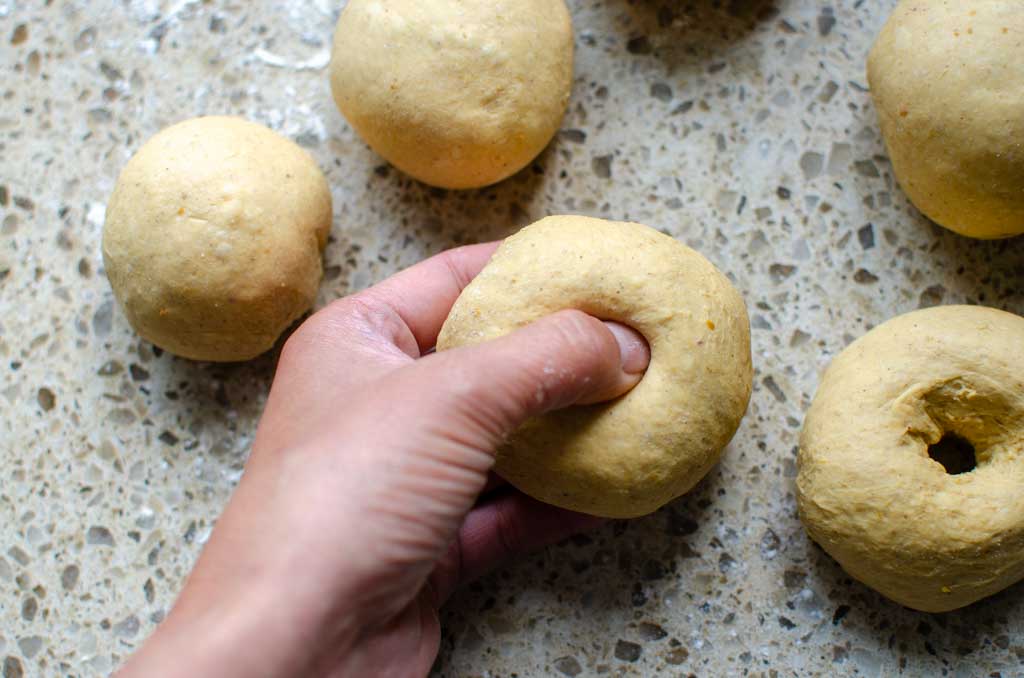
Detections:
798,305,1024,612
102,116,332,362
868,1,1024,239
329,0,574,190
437,216,753,518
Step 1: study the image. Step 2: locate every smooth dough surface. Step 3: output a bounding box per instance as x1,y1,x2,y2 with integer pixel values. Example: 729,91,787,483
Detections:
437,216,753,518
868,1,1024,239
329,0,574,190
798,306,1024,612
102,116,332,362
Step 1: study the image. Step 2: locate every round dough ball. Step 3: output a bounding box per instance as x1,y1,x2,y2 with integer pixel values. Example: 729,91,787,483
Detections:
437,216,753,518
329,0,574,190
868,1,1024,239
798,305,1024,612
102,116,332,362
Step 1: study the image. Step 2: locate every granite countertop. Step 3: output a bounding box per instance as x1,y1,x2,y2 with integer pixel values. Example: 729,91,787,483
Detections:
2,1,1023,676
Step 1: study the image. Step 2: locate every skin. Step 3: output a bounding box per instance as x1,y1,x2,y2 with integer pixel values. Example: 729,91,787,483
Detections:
115,242,649,678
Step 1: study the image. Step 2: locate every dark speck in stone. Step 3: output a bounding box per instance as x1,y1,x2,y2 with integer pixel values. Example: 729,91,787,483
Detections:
919,284,946,308
209,15,227,34
779,616,797,630
78,258,92,278
777,186,791,200
97,360,123,377
760,528,781,559
631,584,647,607
92,299,113,337
74,27,97,51
769,263,796,282
373,165,389,177
129,364,150,382
614,640,642,662
0,185,7,206
853,268,879,284
666,510,698,536
3,656,24,678
592,154,613,179
13,196,34,211
10,24,27,46
858,223,875,250
61,565,79,591
762,375,786,403
664,646,689,665
37,388,56,412
784,569,807,590
21,597,36,622
99,61,124,82
718,552,737,573
10,362,22,371
818,8,837,36
560,129,586,144
638,622,667,641
86,526,114,547
158,431,179,446
626,36,652,55
832,605,851,625
552,656,582,676
671,100,693,115
650,82,672,102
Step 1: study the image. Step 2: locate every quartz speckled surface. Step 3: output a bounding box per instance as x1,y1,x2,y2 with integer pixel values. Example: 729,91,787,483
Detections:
2,1,1024,676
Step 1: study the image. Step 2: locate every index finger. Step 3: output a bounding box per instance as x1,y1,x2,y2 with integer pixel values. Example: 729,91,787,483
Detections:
360,241,500,353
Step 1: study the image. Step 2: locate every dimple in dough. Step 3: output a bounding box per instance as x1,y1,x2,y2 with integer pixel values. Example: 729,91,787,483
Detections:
437,216,753,518
868,1,1024,239
102,116,332,362
329,0,574,190
798,305,1024,612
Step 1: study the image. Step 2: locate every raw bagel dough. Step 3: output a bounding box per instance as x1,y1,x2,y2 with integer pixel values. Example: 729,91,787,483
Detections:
329,0,574,190
798,306,1024,612
437,216,753,518
102,116,332,362
868,1,1024,239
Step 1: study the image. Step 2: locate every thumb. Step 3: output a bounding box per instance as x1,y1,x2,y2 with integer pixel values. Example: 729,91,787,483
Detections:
420,309,650,448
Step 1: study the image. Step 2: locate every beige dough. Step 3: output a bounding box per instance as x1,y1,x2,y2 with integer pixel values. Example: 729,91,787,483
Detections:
868,1,1024,239
329,0,574,190
798,305,1024,612
102,116,332,362
437,216,753,518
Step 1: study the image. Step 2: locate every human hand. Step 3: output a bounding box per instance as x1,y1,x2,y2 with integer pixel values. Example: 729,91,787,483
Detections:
116,242,650,678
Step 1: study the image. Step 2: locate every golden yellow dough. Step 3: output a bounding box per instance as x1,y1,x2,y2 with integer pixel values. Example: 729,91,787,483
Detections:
102,116,332,362
437,216,753,518
798,306,1024,612
329,0,574,190
868,1,1024,239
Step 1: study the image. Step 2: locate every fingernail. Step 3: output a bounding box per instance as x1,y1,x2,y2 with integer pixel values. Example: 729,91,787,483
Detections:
604,321,651,375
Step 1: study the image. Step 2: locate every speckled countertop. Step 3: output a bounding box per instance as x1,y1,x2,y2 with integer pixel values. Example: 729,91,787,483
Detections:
2,1,1023,676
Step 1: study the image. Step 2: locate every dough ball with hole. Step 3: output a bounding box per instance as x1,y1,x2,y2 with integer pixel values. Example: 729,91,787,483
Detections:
102,116,332,362
437,215,753,518
798,305,1024,611
329,0,574,190
868,1,1024,239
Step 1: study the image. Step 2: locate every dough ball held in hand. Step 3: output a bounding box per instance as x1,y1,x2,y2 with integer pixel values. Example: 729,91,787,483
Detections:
438,216,753,518
329,0,574,190
868,1,1024,239
102,116,332,362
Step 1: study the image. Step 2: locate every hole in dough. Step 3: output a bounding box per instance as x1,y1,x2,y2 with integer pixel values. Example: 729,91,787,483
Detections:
928,433,977,475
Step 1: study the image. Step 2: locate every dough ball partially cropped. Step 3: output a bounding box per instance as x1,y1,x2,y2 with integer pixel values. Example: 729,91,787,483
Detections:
437,216,753,518
329,0,574,190
102,116,332,362
868,1,1024,239
798,306,1024,612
